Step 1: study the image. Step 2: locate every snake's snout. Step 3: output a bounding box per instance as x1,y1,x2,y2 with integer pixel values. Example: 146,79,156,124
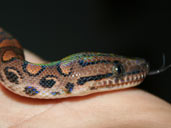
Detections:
124,58,149,77
140,62,150,73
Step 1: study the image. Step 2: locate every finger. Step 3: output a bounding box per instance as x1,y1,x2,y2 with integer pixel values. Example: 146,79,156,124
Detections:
24,49,47,63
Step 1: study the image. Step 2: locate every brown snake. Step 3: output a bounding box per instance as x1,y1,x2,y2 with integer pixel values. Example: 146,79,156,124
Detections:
0,28,170,99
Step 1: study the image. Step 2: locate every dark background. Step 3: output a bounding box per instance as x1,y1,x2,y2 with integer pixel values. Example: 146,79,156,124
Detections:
0,1,170,102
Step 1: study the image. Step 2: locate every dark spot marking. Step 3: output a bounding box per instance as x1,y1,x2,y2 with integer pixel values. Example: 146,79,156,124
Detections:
4,67,22,84
78,60,111,67
24,86,39,96
51,91,61,96
90,86,96,90
132,70,141,74
65,82,75,93
77,73,113,85
113,60,120,64
56,63,72,77
39,75,58,88
126,72,132,75
126,70,141,76
22,61,45,76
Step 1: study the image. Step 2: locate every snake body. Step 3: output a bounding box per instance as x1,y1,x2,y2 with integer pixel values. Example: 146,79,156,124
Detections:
0,28,149,99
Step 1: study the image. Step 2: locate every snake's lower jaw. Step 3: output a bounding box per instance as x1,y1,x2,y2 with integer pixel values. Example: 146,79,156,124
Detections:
88,71,147,93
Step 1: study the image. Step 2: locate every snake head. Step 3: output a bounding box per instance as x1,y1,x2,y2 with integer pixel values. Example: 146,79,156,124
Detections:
113,57,149,78
94,56,149,92
72,54,150,96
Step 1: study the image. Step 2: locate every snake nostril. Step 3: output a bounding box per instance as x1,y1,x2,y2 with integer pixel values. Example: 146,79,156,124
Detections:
140,63,149,70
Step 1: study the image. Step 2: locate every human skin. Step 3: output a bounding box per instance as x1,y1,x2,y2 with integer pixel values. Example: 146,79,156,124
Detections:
0,50,170,128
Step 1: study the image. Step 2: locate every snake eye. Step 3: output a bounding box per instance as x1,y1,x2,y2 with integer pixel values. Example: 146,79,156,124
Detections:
112,60,124,77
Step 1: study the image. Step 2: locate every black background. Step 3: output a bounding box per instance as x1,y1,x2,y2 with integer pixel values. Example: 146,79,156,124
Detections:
0,1,170,102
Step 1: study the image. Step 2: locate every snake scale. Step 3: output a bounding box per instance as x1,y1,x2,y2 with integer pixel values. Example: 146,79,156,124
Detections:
0,28,168,99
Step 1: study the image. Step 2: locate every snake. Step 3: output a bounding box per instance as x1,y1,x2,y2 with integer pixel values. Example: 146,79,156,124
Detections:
0,28,170,99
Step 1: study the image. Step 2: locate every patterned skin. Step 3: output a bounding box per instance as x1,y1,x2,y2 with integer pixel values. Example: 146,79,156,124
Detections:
0,28,149,99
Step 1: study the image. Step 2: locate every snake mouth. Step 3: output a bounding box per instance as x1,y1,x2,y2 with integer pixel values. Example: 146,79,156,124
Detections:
89,71,147,91
112,71,147,88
